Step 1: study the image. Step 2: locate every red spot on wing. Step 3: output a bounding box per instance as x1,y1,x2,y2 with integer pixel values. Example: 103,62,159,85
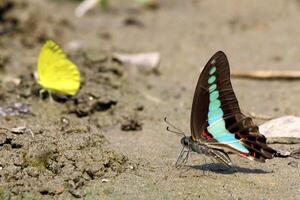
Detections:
240,153,248,158
235,131,242,139
251,144,256,158
201,130,213,141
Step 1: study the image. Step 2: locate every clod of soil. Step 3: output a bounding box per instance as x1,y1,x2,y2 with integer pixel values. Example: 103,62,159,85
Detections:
0,124,128,198
121,116,143,131
67,94,117,117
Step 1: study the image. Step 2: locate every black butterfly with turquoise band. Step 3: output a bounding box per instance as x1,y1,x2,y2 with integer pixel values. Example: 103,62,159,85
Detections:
175,51,299,167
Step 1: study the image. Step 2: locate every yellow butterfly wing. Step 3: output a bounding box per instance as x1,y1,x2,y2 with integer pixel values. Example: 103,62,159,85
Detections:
37,40,80,96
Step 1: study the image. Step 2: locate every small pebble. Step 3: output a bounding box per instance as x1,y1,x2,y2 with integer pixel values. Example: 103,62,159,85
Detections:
101,178,109,183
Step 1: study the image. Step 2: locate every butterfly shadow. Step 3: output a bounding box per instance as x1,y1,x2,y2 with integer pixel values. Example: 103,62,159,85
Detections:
190,163,272,174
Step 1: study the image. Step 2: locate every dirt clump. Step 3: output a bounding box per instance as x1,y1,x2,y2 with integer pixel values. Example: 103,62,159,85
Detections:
0,123,128,198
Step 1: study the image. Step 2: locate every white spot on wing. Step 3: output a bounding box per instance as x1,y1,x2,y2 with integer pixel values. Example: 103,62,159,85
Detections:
211,59,216,65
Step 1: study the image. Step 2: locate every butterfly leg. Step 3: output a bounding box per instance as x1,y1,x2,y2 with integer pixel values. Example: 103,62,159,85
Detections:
182,149,190,165
175,146,190,168
175,146,185,168
210,157,216,164
209,156,217,172
49,91,54,103
231,165,238,174
178,150,193,177
39,89,45,99
202,156,208,175
39,89,52,102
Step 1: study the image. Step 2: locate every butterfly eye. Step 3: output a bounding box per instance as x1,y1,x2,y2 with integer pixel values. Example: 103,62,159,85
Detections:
181,137,189,146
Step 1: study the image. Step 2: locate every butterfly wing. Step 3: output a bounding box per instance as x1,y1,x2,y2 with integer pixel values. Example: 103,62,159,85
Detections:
190,51,240,141
38,40,80,96
190,51,276,162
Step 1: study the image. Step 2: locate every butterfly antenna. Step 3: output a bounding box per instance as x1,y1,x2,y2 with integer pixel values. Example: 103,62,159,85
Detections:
164,117,185,136
166,126,184,136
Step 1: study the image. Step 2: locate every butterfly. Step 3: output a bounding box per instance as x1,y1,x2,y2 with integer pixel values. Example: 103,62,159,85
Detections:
170,51,298,167
37,40,81,96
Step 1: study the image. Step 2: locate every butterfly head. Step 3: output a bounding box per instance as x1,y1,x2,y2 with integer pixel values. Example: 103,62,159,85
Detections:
180,136,190,147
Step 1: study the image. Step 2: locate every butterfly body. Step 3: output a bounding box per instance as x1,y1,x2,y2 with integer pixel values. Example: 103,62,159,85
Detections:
176,51,280,167
179,136,233,167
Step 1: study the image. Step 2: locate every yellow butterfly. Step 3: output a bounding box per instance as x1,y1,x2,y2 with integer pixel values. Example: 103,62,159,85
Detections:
37,40,80,96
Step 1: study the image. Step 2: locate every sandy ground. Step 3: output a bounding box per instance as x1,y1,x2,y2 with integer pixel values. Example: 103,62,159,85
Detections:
0,0,300,199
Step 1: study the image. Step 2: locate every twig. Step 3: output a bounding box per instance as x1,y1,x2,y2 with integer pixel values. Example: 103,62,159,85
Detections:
231,70,300,80
27,128,35,139
142,92,162,104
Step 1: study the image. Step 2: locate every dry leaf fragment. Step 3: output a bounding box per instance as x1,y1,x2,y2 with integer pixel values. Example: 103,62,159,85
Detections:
10,126,27,134
259,116,300,144
113,52,160,73
75,0,99,18
10,126,34,138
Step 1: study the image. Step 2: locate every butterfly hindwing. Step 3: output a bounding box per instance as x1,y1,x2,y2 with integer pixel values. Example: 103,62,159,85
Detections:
38,40,80,96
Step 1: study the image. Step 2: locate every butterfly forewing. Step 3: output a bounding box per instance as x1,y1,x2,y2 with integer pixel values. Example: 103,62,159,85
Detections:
190,51,240,141
37,40,81,96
